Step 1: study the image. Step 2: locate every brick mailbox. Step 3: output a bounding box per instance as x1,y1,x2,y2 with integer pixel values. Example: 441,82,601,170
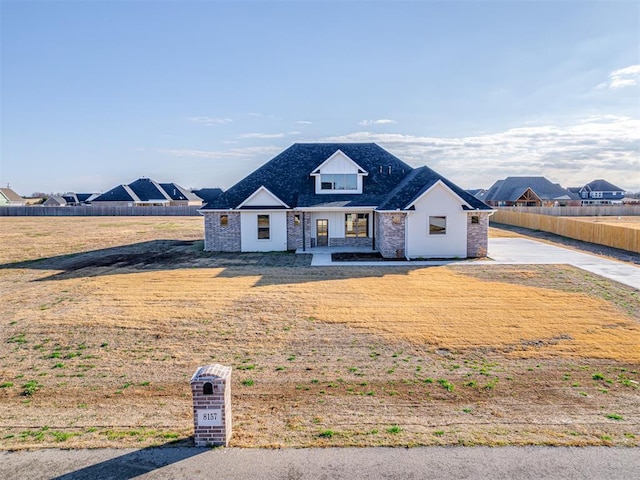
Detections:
190,364,232,447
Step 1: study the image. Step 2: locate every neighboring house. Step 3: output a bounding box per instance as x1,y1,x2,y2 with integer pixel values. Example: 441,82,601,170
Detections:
192,188,223,206
62,193,99,206
201,143,494,259
42,195,68,206
482,177,580,207
92,178,202,207
578,179,625,205
0,187,26,206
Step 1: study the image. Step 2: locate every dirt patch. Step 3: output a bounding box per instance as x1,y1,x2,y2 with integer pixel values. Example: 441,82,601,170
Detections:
332,252,388,262
0,217,638,449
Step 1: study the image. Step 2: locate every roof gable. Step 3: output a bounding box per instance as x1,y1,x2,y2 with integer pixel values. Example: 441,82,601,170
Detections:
236,186,289,209
484,177,577,202
378,166,492,211
405,179,472,210
310,149,368,175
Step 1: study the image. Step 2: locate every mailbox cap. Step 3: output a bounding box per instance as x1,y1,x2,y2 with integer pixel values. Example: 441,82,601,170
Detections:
191,363,232,382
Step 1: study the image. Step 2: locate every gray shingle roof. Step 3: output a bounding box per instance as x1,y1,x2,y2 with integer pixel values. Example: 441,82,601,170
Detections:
93,185,135,202
93,179,199,203
483,177,578,202
192,188,223,205
584,179,624,192
203,143,492,212
159,183,201,202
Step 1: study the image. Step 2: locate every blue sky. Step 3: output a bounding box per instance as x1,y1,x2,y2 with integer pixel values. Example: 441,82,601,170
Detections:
1,0,639,196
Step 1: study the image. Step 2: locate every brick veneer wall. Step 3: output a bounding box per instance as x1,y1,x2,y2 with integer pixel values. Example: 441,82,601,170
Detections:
377,212,406,258
286,212,312,250
190,364,232,447
204,212,241,252
466,212,489,258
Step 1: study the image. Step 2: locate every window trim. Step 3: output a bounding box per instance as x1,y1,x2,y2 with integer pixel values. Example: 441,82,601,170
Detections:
257,214,270,240
345,213,369,238
428,215,447,235
320,173,359,192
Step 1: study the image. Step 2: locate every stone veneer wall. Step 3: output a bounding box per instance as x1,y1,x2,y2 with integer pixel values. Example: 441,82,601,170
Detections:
286,212,312,250
329,237,373,248
377,212,406,258
466,212,489,258
204,212,241,252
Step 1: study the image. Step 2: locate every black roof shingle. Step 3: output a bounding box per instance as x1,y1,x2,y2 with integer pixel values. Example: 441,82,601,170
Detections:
203,143,492,212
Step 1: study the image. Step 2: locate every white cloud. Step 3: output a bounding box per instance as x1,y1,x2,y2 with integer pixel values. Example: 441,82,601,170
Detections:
322,115,640,190
238,132,287,139
296,120,312,125
187,116,232,125
160,146,281,160
359,119,397,126
606,65,640,89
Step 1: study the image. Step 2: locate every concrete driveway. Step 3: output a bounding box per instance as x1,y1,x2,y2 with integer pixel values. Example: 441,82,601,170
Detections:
487,238,640,290
310,238,640,290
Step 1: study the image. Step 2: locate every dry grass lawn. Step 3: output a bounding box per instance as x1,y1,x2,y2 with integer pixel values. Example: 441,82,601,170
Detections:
1,217,638,449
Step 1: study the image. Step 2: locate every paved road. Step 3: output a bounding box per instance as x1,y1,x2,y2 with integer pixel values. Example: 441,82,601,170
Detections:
2,446,639,480
310,238,640,290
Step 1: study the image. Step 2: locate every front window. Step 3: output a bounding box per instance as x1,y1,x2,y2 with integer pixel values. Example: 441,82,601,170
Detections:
345,213,368,237
257,215,270,239
220,214,228,227
429,216,446,235
320,174,358,191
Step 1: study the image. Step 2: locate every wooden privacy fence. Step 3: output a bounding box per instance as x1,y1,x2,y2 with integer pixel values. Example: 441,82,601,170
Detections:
0,206,202,216
492,210,640,254
503,206,640,216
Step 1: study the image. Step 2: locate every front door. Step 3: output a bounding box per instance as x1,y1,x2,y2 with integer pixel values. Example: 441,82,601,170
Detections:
316,219,328,247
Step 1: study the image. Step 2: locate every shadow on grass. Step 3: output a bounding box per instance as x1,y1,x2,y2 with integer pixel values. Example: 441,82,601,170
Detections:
0,239,423,285
53,438,209,480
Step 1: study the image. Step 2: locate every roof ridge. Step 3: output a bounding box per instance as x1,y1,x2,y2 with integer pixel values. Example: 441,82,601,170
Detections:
378,167,423,209
122,184,141,202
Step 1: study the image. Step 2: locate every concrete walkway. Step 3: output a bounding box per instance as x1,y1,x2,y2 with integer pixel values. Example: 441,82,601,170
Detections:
2,446,639,480
307,238,640,290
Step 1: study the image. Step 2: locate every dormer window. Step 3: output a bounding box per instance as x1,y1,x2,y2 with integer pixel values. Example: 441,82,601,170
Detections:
311,150,368,195
320,174,358,191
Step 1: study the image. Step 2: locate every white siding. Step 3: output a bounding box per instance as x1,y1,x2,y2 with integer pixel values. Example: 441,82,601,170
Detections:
313,151,364,194
241,188,286,207
240,211,288,252
319,151,360,173
405,183,468,258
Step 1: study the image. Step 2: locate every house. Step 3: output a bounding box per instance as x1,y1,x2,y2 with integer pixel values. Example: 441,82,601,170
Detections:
200,143,494,259
42,195,68,206
0,187,26,206
578,179,625,205
192,188,223,206
482,177,580,207
92,178,202,207
61,193,99,206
